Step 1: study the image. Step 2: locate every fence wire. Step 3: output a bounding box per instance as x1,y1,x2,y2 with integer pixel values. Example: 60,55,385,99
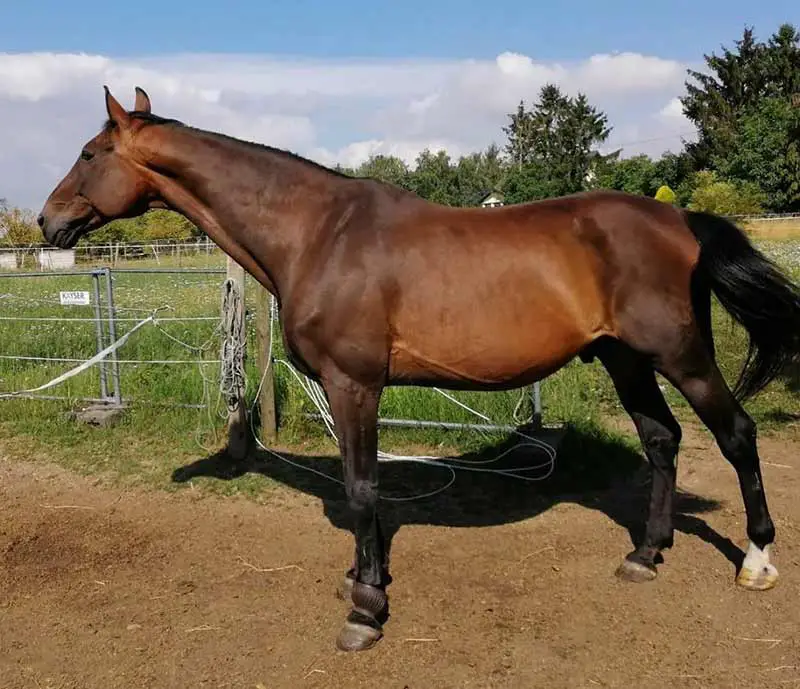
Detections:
0,268,227,409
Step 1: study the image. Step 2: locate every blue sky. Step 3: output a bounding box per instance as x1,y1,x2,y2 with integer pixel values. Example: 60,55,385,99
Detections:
3,0,795,60
0,2,796,210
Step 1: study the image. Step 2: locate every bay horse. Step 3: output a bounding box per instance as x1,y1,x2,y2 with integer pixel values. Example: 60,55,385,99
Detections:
38,87,800,652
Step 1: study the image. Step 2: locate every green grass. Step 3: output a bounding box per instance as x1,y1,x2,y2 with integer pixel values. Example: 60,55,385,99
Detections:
0,239,797,498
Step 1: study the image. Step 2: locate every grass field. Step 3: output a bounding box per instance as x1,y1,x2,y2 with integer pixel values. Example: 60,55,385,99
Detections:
741,216,800,240
0,234,797,497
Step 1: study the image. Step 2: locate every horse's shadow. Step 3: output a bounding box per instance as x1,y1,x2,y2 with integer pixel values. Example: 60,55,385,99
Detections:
171,423,744,573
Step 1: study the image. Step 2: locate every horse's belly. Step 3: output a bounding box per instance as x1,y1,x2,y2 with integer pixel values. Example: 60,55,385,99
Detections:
384,246,608,388
387,319,588,388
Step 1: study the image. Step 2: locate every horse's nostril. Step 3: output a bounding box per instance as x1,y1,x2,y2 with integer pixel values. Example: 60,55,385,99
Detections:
37,214,45,229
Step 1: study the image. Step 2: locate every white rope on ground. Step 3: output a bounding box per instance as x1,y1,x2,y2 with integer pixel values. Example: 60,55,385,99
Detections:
246,294,558,503
0,292,227,455
0,302,222,404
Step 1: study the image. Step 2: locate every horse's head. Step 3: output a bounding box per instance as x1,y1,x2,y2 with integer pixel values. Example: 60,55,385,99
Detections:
38,86,165,248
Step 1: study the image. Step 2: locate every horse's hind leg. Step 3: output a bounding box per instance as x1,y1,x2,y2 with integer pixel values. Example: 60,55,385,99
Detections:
597,341,682,582
657,341,778,591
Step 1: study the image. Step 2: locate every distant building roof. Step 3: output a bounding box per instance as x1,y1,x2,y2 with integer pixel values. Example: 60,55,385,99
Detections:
479,190,505,207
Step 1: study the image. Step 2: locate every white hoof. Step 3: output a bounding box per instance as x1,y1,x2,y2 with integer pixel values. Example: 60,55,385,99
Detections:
736,542,778,591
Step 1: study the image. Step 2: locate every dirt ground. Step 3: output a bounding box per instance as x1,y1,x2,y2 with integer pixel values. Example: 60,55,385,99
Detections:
1,421,799,689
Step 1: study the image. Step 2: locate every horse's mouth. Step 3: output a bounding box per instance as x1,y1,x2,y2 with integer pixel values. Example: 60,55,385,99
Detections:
52,226,82,249
51,215,101,249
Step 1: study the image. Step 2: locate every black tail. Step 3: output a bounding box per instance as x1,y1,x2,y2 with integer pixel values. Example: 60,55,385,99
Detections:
684,209,800,401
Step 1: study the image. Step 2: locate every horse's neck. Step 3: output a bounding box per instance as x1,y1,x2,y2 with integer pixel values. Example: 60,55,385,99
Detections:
147,127,339,298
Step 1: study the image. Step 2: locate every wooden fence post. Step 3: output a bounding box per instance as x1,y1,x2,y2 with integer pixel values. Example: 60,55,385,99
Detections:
224,257,248,460
257,287,277,444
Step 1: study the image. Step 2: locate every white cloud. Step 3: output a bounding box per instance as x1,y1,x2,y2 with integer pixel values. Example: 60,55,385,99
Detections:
0,50,698,210
658,96,692,126
311,138,465,169
571,52,686,93
0,52,111,101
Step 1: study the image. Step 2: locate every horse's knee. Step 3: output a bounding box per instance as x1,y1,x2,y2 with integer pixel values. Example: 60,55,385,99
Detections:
346,479,378,515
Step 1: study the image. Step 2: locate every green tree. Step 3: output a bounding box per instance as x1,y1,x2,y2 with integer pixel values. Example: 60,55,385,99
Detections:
711,96,800,211
687,170,766,215
559,92,612,193
83,218,140,244
501,84,611,201
0,204,41,245
140,210,198,240
408,149,458,204
452,153,485,206
591,151,694,205
766,23,800,96
452,145,508,206
502,101,537,167
332,163,356,176
354,155,412,190
653,151,695,205
681,23,800,171
82,210,199,244
501,161,547,204
593,154,659,196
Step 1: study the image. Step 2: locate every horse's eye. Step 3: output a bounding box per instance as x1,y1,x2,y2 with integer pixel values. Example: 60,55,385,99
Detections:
80,149,94,162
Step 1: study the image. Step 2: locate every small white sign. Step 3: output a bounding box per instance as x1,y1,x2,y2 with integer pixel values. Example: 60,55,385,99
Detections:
59,291,91,306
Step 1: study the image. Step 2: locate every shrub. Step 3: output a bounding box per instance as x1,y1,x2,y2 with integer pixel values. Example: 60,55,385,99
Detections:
654,185,677,204
687,170,766,216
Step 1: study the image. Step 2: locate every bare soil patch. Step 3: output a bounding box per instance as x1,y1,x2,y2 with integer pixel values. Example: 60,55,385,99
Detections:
2,422,799,688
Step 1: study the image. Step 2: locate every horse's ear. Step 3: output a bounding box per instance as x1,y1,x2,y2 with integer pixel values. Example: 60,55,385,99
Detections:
104,85,130,127
134,86,152,114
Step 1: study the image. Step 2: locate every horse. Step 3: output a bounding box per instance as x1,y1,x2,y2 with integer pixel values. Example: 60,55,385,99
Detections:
38,87,800,652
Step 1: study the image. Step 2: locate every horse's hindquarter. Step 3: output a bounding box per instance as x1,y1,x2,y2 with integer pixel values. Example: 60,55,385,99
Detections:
385,205,613,388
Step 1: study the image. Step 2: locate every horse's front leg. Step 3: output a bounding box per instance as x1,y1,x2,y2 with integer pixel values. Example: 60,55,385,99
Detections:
323,370,388,652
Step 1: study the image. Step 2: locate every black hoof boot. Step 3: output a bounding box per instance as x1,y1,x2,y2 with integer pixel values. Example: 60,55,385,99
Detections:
615,549,658,583
335,582,387,652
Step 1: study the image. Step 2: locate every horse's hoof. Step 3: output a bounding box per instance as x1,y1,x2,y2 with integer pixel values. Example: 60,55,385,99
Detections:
736,563,778,591
615,559,657,583
336,575,355,601
736,542,778,591
335,620,383,652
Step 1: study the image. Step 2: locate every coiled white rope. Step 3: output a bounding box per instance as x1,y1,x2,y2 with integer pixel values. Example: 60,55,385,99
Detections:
219,278,247,413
